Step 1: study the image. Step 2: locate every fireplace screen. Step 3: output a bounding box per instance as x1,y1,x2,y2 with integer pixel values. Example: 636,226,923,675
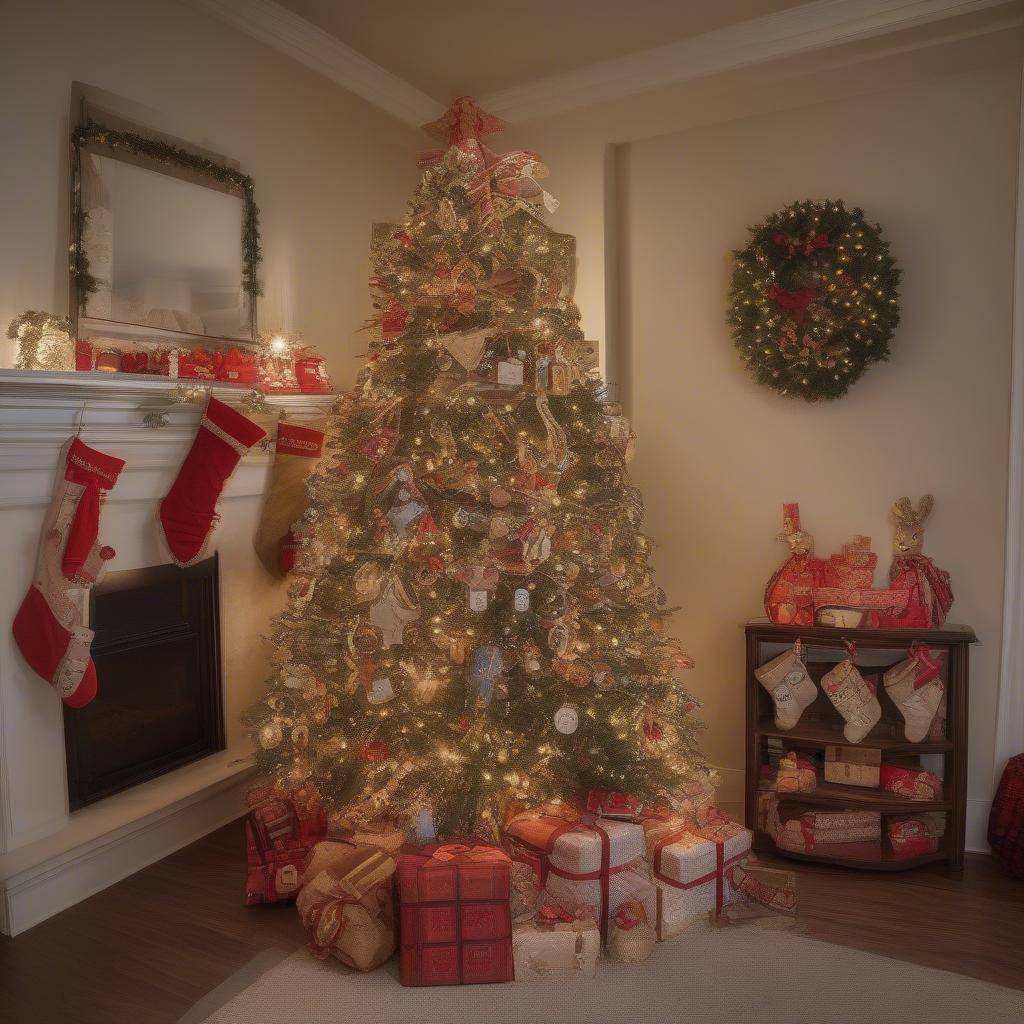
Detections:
64,556,224,810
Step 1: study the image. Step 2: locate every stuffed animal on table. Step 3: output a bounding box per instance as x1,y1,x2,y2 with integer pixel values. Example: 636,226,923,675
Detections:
879,495,953,628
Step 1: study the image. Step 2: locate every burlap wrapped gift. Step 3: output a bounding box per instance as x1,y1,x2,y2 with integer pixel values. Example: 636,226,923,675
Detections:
295,842,396,972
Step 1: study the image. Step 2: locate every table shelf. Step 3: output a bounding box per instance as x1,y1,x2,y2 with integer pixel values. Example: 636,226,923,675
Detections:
745,620,974,878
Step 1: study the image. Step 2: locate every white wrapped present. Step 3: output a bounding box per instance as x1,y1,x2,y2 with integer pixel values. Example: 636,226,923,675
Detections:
512,906,600,981
504,809,655,942
643,814,751,940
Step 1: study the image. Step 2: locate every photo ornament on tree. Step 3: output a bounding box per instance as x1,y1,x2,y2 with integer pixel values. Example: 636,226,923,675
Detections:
729,199,901,401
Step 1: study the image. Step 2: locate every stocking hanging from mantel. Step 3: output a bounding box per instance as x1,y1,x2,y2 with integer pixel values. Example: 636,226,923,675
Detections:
12,437,125,707
158,395,266,567
254,420,327,578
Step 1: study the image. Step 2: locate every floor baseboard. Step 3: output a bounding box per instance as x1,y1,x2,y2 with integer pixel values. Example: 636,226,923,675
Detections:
0,767,253,936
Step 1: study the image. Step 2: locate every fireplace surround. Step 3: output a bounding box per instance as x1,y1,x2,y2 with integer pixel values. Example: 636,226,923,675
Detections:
64,556,224,810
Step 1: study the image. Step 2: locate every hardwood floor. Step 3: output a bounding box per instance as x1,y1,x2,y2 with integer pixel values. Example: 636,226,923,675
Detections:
0,820,1021,1024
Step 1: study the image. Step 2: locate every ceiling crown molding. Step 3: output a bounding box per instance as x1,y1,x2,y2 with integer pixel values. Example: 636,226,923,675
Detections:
186,0,1015,127
479,0,1017,120
184,0,444,127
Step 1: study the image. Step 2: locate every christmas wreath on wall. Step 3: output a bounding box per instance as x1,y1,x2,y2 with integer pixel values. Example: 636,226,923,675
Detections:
728,200,901,401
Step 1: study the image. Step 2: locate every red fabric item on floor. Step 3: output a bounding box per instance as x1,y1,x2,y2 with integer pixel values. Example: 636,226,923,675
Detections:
159,397,266,566
989,754,1024,879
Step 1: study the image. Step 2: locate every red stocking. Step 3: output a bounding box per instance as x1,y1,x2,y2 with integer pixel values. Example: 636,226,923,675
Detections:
159,396,266,566
12,437,125,707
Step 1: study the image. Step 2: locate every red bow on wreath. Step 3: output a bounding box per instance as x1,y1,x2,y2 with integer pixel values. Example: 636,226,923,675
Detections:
772,231,830,256
767,284,817,323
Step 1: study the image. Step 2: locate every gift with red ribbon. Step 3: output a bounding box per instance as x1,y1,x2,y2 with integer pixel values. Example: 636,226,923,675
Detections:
502,803,655,947
887,812,946,859
879,764,943,802
396,843,514,986
642,809,752,940
295,840,397,971
244,795,326,905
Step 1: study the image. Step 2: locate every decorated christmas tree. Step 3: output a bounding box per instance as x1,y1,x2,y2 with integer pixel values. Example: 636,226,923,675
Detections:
248,98,708,839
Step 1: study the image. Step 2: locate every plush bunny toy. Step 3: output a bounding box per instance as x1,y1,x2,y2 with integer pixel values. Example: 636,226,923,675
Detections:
879,495,953,628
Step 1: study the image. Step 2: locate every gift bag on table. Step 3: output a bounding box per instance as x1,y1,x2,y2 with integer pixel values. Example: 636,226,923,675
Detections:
396,844,514,986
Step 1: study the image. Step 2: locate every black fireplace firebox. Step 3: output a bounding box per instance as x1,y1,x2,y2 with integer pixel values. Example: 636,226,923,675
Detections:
64,555,225,810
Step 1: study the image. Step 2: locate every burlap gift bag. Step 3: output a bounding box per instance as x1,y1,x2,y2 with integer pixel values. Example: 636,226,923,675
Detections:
295,843,396,971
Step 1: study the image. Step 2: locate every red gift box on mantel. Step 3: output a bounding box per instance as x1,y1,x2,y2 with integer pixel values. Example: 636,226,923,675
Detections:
216,347,260,386
397,843,514,987
244,797,326,905
74,339,93,371
119,350,150,374
295,354,332,394
179,347,216,381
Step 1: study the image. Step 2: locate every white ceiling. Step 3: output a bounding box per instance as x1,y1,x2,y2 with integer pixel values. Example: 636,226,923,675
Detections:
273,0,802,100
190,0,1023,126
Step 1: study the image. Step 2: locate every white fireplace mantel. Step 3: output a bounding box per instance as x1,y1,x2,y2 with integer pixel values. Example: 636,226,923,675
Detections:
0,369,335,934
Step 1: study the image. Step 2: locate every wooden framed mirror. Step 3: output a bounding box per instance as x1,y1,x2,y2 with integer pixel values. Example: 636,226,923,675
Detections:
69,85,261,359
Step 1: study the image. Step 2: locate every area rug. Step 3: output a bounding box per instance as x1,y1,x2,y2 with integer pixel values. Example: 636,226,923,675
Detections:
181,924,1024,1024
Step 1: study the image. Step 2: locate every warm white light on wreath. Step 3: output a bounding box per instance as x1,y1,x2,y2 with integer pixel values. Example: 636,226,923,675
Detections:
728,199,901,402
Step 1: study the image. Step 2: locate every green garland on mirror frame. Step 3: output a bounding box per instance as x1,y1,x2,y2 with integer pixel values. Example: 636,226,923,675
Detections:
728,199,901,402
70,120,262,310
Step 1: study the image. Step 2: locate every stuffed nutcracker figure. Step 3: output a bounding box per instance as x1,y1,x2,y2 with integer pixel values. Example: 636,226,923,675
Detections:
12,437,125,707
159,396,266,567
253,420,326,577
764,504,827,625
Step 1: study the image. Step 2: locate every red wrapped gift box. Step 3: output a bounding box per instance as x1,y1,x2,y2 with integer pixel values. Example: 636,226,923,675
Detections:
216,347,260,385
74,339,93,371
397,844,513,986
585,790,643,821
245,797,325,905
295,354,332,394
179,347,216,380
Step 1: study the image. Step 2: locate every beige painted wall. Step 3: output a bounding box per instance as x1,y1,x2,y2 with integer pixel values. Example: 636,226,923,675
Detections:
0,0,420,383
618,63,1020,821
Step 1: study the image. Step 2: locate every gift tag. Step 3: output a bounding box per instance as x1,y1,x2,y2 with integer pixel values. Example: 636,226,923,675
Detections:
553,704,579,734
496,352,525,386
513,587,530,612
534,355,550,390
367,677,395,704
469,588,489,612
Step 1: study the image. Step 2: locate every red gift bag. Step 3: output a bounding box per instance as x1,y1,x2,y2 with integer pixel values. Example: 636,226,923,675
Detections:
397,844,513,986
244,798,325,905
